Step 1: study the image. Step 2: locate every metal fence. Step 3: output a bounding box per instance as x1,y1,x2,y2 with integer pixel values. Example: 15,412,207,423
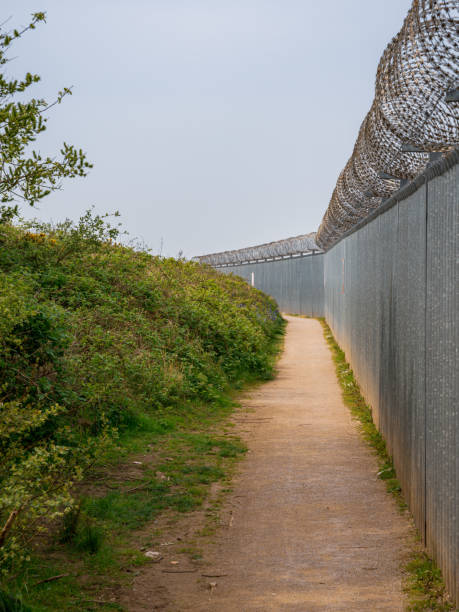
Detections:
220,252,324,317
326,152,458,602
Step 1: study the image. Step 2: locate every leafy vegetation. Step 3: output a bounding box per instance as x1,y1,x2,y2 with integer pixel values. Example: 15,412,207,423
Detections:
0,12,91,222
318,318,405,508
0,212,284,608
319,318,453,611
405,553,454,611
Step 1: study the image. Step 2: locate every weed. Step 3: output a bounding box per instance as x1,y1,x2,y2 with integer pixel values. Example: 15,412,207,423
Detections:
181,465,225,483
73,523,104,555
59,505,82,544
0,591,32,612
319,318,453,611
318,318,405,509
405,553,454,611
177,546,203,560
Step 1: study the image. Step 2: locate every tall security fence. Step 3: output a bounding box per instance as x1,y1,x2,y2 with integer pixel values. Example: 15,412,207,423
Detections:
323,151,458,602
220,252,324,317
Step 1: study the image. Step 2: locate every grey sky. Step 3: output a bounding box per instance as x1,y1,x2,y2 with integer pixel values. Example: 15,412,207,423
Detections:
6,1,412,257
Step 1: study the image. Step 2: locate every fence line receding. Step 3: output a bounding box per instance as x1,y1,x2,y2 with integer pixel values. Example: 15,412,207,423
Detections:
193,232,319,267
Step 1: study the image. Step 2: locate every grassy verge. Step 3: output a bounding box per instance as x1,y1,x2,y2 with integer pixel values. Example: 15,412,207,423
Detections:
0,214,285,610
318,318,453,612
4,325,284,611
7,404,242,610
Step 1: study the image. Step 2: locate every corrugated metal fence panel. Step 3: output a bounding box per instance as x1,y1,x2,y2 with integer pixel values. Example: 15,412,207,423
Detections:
341,215,383,428
377,206,398,467
392,185,427,537
299,255,325,317
324,160,458,602
426,165,458,602
324,240,345,346
363,216,382,428
220,255,324,317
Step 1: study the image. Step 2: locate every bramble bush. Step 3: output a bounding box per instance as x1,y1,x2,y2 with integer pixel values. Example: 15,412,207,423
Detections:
0,211,283,576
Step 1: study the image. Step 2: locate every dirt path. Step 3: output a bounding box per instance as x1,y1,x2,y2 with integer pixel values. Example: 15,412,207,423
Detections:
124,316,411,611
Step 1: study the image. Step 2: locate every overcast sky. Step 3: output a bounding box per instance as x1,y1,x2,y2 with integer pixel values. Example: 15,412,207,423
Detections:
5,1,412,257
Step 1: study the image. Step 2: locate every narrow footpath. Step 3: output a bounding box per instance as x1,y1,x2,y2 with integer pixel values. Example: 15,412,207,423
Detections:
128,316,412,611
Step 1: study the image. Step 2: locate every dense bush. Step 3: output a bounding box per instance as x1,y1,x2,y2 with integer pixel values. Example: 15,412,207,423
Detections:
0,212,282,573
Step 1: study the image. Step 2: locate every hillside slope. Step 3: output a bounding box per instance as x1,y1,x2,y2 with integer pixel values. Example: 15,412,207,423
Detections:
0,214,283,607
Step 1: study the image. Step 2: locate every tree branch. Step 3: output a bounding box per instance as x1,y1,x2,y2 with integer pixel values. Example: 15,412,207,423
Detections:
0,509,19,547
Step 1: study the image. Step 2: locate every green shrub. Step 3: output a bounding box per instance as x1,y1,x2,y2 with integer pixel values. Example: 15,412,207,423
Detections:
0,210,282,577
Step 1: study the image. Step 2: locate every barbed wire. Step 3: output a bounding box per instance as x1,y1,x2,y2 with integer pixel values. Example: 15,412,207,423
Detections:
316,0,458,248
193,232,319,267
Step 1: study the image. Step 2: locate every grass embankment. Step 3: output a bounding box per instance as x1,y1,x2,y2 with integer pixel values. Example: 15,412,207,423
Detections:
319,319,453,612
0,216,284,611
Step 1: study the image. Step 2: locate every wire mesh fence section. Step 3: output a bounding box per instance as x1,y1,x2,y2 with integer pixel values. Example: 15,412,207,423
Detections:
316,0,458,249
193,232,319,267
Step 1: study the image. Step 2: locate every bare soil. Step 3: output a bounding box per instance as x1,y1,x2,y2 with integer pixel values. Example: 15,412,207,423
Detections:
119,316,412,611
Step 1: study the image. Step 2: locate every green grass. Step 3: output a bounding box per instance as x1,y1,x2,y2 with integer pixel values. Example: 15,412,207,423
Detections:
5,394,260,610
0,216,285,610
5,331,283,611
318,318,403,504
405,553,454,611
2,401,255,611
0,590,33,612
319,318,453,611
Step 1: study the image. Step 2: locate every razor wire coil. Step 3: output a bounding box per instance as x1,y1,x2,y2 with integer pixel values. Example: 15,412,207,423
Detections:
193,232,319,267
316,0,459,248
195,0,458,263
